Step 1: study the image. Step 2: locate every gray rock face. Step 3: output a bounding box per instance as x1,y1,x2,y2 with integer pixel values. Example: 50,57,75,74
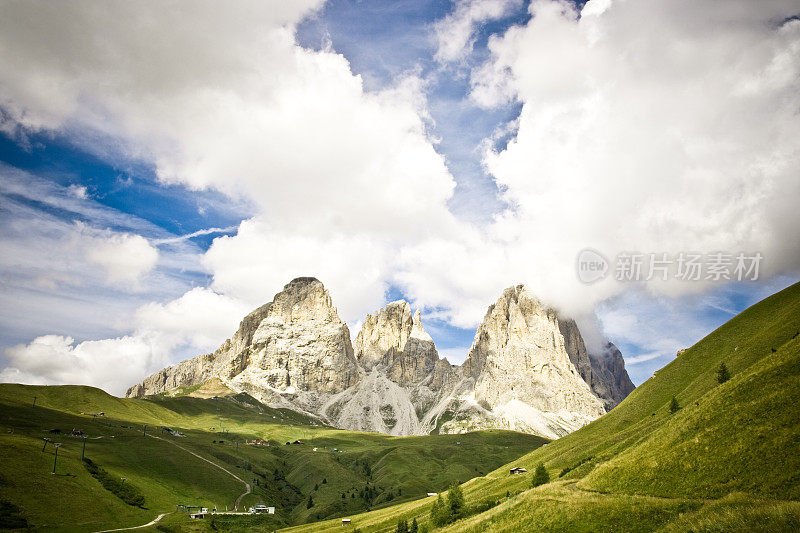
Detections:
354,301,447,386
434,286,606,438
126,277,359,412
588,343,636,409
335,300,458,434
558,319,633,410
125,300,273,398
127,279,634,439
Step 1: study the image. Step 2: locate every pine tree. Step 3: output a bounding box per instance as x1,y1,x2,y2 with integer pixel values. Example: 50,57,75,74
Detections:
669,396,680,414
322,477,327,484
447,482,465,517
306,495,314,509
532,463,550,487
410,517,418,533
717,362,730,384
431,493,451,526
396,519,409,533
430,496,440,526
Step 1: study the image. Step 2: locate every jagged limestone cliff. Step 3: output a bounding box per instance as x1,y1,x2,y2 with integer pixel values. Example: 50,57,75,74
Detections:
327,300,458,435
128,279,635,439
427,286,606,438
127,277,359,414
558,318,635,410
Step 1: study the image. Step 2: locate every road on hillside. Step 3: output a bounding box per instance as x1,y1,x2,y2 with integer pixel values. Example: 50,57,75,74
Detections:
92,434,251,533
147,433,252,509
94,511,171,532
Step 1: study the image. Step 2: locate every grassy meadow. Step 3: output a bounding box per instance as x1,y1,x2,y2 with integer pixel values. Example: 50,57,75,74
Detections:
1,281,798,531
273,281,800,532
0,384,544,531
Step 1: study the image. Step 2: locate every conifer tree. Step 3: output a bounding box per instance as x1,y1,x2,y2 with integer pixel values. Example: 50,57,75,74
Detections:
669,396,680,414
430,493,451,526
447,482,465,517
532,463,550,487
717,362,730,384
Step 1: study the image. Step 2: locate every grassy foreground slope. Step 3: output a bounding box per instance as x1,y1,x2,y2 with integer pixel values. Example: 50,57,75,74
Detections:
282,281,800,532
0,384,544,531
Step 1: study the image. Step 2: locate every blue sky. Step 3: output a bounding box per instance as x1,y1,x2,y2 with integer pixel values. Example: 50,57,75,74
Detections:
0,0,798,394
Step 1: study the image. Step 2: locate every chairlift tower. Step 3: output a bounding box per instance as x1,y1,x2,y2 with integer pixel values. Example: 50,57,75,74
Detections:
52,443,62,474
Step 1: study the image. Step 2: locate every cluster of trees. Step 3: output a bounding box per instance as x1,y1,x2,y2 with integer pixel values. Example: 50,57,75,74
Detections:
428,482,502,529
82,458,145,507
395,517,420,533
430,482,464,527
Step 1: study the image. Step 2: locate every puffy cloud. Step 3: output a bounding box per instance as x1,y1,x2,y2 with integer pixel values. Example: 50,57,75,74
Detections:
467,0,800,317
2,0,800,392
0,288,251,395
0,0,465,324
0,334,159,396
134,287,251,350
66,184,88,199
203,218,392,324
81,227,159,285
433,0,524,63
0,1,457,241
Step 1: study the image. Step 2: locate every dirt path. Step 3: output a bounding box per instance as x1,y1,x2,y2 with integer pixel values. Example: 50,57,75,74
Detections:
94,511,171,532
147,434,251,509
92,434,251,532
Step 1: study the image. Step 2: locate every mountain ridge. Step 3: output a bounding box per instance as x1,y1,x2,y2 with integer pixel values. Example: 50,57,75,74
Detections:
126,277,634,439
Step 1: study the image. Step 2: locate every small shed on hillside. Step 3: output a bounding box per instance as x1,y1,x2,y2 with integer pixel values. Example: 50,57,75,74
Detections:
510,467,527,475
342,518,352,526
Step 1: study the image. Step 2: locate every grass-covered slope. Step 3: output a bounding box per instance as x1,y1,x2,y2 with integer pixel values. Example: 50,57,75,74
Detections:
0,384,544,531
281,281,800,532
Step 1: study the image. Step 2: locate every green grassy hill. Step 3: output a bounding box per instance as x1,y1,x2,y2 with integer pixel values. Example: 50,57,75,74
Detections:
278,281,800,532
0,384,544,531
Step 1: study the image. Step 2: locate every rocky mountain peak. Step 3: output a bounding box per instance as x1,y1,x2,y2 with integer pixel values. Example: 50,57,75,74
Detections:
128,278,634,440
328,299,458,435
127,276,358,405
410,309,433,342
354,299,413,370
264,277,339,326
452,284,607,438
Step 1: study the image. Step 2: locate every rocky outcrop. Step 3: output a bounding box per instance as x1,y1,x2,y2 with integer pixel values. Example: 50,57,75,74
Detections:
588,343,636,409
354,301,450,386
128,278,635,440
335,300,459,434
127,277,360,413
435,286,606,438
126,300,273,397
558,319,634,410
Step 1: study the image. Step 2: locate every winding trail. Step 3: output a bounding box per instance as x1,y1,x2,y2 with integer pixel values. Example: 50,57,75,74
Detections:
92,434,251,533
147,434,251,509
94,511,171,532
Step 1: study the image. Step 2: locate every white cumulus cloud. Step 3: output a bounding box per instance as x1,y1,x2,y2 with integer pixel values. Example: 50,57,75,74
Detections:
81,227,159,285
434,0,524,64
1,0,799,391
467,0,800,318
0,334,158,396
